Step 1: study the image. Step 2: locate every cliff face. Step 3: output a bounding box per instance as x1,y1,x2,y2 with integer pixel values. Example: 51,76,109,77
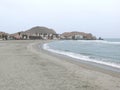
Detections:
61,31,96,40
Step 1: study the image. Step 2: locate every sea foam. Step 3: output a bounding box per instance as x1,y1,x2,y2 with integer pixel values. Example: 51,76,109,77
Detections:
77,40,120,45
43,43,120,69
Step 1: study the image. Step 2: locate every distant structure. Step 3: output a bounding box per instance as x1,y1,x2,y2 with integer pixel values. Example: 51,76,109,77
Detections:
0,32,9,40
10,26,60,40
60,31,96,40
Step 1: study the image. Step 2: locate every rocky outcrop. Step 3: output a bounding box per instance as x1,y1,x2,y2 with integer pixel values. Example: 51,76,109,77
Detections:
61,31,96,40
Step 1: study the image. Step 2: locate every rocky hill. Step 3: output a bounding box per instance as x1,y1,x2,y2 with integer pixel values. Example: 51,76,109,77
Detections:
24,26,56,34
9,26,57,40
61,31,96,40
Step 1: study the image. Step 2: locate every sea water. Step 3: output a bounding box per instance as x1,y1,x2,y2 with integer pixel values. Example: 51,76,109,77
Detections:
43,39,120,69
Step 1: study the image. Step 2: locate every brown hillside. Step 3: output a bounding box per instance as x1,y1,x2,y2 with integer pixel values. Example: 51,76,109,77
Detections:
25,26,56,34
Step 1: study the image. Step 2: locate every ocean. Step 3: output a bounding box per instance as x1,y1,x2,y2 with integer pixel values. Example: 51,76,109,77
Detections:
43,39,120,69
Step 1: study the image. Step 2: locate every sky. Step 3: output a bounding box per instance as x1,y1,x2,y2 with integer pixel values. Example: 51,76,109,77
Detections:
0,0,120,38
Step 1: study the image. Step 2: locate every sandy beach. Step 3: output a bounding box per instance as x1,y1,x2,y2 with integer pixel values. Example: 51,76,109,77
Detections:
0,40,120,90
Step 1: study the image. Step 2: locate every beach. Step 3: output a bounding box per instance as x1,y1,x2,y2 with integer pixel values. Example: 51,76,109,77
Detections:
0,40,120,90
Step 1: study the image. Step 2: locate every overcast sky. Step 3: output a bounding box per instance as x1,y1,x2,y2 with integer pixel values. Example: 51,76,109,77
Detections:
0,0,120,38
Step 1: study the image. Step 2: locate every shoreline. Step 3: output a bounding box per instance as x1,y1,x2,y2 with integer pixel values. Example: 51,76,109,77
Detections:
0,40,120,90
37,41,120,78
43,41,120,70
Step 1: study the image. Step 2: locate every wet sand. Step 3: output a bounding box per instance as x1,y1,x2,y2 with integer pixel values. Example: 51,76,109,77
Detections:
0,40,120,90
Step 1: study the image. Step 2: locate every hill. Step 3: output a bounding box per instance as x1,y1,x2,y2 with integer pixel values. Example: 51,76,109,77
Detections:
24,26,56,34
61,31,96,40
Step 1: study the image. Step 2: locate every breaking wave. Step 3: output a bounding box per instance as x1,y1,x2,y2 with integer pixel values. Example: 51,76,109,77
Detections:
43,43,120,69
77,40,120,45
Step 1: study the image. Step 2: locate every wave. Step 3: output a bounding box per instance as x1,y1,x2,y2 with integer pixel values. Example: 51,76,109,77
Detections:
77,40,120,45
43,43,120,69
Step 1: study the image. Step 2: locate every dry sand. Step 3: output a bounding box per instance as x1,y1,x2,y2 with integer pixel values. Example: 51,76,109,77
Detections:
0,40,120,90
